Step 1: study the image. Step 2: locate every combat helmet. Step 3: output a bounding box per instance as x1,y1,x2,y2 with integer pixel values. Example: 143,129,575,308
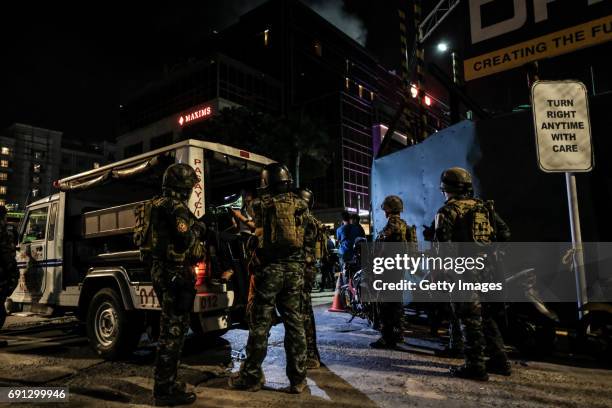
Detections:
298,188,314,209
259,163,293,193
440,167,473,194
381,195,403,214
162,163,198,200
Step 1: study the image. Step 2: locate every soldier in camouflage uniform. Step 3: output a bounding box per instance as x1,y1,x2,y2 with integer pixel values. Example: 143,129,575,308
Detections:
298,188,322,369
148,164,203,406
370,195,417,349
434,167,511,381
1,206,18,331
229,163,308,394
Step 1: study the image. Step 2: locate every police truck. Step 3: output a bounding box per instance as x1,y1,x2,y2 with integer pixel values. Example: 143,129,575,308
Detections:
5,140,272,359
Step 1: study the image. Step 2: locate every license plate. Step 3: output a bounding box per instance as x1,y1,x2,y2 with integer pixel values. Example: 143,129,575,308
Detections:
200,294,219,311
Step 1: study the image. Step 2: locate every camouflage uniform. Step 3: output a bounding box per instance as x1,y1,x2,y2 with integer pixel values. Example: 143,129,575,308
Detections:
375,214,416,346
0,208,18,300
435,196,511,374
239,191,308,387
143,165,202,404
303,210,322,366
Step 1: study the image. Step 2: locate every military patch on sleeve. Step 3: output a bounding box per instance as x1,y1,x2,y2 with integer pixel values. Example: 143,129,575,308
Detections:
177,219,189,233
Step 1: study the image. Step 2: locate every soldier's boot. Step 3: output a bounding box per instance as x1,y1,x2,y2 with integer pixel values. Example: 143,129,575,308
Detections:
284,380,308,394
369,337,397,350
486,358,512,376
154,383,196,407
154,391,196,407
228,372,264,392
449,365,489,381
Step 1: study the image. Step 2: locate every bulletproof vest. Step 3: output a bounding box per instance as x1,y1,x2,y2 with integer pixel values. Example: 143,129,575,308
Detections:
379,215,416,243
260,193,305,254
446,198,495,243
304,212,326,260
147,196,194,263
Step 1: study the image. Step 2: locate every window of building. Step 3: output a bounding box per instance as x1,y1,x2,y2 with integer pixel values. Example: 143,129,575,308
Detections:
345,77,350,90
0,186,6,195
93,162,100,169
0,160,8,168
358,84,364,98
33,163,42,173
0,173,6,181
1,147,10,155
34,151,44,160
32,175,41,184
0,200,4,206
263,29,270,47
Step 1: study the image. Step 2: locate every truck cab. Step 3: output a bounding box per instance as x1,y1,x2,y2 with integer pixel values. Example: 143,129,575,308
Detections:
7,139,273,359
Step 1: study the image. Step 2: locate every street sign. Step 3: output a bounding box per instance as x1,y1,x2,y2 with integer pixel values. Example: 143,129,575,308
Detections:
531,80,594,173
531,79,594,320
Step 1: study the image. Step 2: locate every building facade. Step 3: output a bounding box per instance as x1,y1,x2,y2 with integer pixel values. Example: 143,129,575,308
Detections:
0,123,116,209
117,53,282,158
0,124,62,209
117,0,449,221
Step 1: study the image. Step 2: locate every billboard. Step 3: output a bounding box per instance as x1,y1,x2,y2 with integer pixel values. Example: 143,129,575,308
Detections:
464,0,612,81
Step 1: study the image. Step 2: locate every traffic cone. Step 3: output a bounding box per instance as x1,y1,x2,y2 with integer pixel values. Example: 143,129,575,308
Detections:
328,273,347,313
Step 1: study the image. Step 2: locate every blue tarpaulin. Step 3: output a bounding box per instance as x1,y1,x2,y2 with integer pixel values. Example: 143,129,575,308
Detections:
371,120,480,239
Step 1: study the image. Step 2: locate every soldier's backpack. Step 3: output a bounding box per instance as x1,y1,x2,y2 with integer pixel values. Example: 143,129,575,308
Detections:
133,200,154,262
447,198,495,243
260,194,305,254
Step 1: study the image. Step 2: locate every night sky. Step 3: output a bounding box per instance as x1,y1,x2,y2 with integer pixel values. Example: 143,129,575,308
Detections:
1,1,407,142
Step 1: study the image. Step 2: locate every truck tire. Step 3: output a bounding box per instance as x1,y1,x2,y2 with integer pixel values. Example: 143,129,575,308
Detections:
86,288,142,360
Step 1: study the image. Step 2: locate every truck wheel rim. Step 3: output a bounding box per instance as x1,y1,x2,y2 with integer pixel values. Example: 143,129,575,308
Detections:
95,301,118,347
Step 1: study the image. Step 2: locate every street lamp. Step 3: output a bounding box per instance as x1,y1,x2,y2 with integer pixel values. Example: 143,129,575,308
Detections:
437,42,448,52
436,42,459,85
437,41,462,124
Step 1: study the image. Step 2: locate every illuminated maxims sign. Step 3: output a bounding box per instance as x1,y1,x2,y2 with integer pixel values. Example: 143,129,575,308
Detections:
178,105,213,126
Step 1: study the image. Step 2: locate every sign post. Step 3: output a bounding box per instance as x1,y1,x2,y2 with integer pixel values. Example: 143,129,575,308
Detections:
531,80,594,319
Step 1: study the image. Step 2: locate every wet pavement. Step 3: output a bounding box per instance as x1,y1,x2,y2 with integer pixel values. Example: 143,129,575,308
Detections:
0,302,611,407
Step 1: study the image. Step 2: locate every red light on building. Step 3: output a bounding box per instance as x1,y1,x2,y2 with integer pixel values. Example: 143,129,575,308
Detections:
239,150,250,158
178,105,213,126
424,95,432,106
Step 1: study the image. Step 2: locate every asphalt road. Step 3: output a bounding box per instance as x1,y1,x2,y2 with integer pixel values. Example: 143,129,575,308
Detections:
0,301,611,408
